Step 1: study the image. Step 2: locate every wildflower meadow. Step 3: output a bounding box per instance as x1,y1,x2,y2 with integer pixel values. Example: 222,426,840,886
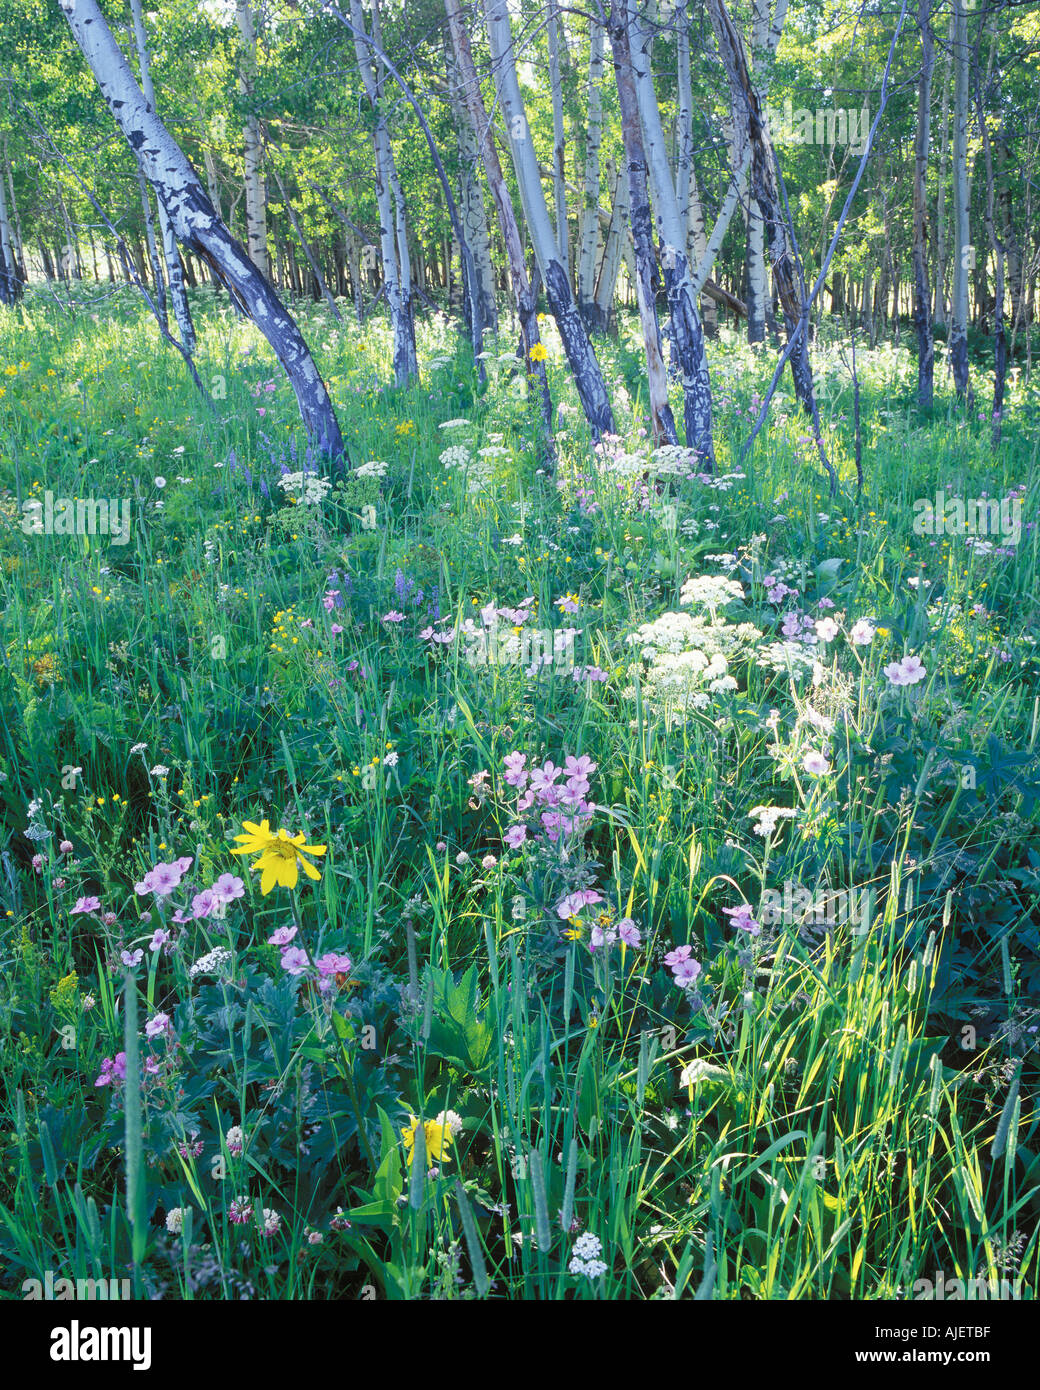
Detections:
1,0,1039,1353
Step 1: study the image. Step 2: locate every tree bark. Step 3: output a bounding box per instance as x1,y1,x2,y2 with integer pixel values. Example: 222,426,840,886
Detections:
624,0,714,463
950,0,972,399
485,0,615,437
912,0,935,409
547,0,569,274
130,0,196,354
606,7,678,444
348,0,417,386
576,20,605,322
57,0,344,457
235,0,269,279
444,0,553,435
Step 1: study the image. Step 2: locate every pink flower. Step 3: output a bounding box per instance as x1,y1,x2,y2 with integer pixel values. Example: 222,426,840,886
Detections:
503,752,528,788
315,952,353,976
529,761,562,796
229,1196,252,1225
672,956,702,986
503,824,527,850
95,1053,127,1087
71,896,101,915
192,889,218,919
121,949,144,968
802,751,831,777
149,928,171,953
383,611,405,623
556,889,604,920
849,619,875,646
722,904,761,936
145,1012,172,1039
211,873,245,903
618,918,641,948
268,925,298,947
280,946,310,976
330,623,344,636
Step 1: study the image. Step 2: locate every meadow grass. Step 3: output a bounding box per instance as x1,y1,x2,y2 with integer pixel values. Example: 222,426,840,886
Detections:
0,284,1038,1299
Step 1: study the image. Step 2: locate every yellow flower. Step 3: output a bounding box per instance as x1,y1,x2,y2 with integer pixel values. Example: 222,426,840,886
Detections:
231,819,326,894
401,1114,453,1166
529,342,548,362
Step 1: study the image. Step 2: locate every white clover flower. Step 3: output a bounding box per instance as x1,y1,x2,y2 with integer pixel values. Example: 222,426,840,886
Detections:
165,1206,189,1235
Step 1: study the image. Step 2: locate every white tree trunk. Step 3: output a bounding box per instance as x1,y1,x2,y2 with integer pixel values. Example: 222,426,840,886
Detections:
448,47,498,337
57,0,344,456
547,1,569,273
235,0,268,279
593,158,628,328
444,0,553,434
624,0,714,462
348,0,417,386
576,20,604,319
485,0,615,436
130,0,196,353
0,163,18,303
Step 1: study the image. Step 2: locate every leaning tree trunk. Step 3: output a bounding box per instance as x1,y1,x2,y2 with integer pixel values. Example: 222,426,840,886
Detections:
444,0,553,435
622,0,714,463
576,20,605,323
912,0,935,409
130,0,195,353
273,169,342,321
485,0,615,438
57,0,344,456
950,0,972,399
606,3,677,443
235,0,269,279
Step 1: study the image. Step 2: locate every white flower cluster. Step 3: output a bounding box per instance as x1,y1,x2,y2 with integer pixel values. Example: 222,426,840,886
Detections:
568,1231,608,1279
189,946,233,979
354,460,388,479
679,574,746,613
277,471,330,504
440,445,472,470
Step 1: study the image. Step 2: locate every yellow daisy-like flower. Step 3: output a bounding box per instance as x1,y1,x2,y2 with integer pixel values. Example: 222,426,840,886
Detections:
401,1115,453,1167
528,342,548,362
231,819,327,894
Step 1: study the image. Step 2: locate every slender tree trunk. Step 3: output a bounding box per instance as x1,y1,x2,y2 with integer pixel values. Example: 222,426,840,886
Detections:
448,46,498,337
606,7,678,443
912,0,935,409
593,157,628,329
130,0,195,353
235,0,269,279
547,0,569,274
623,0,713,462
934,10,953,326
576,20,605,322
706,0,822,432
950,0,972,399
273,169,342,321
976,11,1007,443
0,156,20,304
348,0,417,386
444,0,553,434
485,0,615,437
57,0,344,456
